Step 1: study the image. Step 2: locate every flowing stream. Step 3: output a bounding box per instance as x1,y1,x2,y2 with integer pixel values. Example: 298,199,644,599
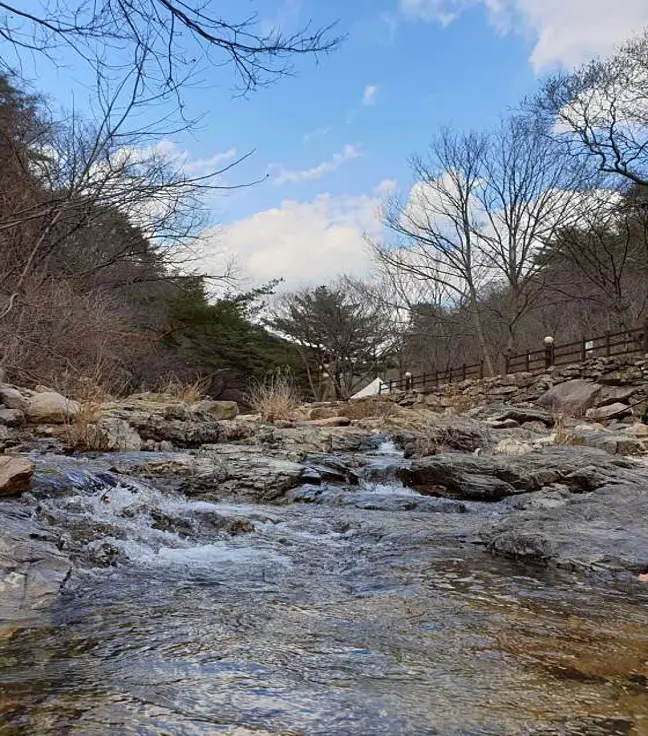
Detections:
1,442,647,735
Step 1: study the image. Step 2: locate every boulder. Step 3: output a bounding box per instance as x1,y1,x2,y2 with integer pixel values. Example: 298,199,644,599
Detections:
26,392,80,424
0,456,35,496
585,402,633,421
86,417,142,451
596,385,637,407
570,431,646,456
0,387,27,411
129,444,309,503
0,408,24,427
537,379,602,415
191,400,239,420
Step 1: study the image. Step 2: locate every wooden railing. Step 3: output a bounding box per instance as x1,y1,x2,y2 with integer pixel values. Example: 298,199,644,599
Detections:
379,322,648,394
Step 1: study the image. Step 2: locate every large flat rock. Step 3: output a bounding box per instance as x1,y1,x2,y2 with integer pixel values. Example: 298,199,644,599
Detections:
484,480,648,574
401,446,639,501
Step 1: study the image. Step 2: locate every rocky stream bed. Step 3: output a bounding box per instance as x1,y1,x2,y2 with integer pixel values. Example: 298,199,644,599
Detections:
1,374,648,734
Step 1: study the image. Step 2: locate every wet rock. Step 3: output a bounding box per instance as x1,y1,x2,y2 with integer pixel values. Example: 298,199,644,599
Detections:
585,403,633,421
0,456,34,496
135,445,308,503
0,408,24,427
26,392,80,424
537,380,602,415
402,447,638,502
289,486,467,513
484,479,648,574
0,521,71,617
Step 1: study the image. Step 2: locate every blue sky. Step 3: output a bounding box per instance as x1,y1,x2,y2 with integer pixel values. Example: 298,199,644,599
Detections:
8,0,648,288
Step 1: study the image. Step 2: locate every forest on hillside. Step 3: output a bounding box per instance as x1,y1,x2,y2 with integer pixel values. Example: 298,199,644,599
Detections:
2,2,648,400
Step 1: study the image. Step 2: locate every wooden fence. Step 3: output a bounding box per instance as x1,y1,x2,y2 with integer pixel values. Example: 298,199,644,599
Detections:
379,322,648,394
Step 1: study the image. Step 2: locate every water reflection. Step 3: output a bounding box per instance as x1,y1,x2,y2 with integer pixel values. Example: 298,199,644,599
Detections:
0,452,647,735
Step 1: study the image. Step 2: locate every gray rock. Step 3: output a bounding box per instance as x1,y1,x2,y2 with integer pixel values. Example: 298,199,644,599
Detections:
106,408,221,447
0,521,71,618
537,379,602,415
485,480,648,574
0,408,24,427
26,392,80,424
571,431,646,456
494,408,554,427
131,445,308,503
585,402,633,421
0,387,27,411
402,446,638,502
596,385,637,407
86,417,142,451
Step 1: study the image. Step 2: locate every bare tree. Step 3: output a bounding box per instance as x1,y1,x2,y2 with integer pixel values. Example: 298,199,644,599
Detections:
0,1,341,97
372,129,496,374
532,29,648,187
544,187,648,330
476,116,588,353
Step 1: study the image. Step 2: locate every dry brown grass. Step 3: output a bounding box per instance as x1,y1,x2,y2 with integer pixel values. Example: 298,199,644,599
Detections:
551,407,586,446
63,377,109,451
157,375,208,404
247,370,301,422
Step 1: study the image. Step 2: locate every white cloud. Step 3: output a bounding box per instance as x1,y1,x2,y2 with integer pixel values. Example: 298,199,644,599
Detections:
363,84,379,105
399,0,648,68
376,178,398,195
183,148,238,176
198,192,383,288
274,145,362,185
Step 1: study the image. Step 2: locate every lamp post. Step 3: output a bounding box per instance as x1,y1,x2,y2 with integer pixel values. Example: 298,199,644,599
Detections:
544,336,555,369
404,371,413,391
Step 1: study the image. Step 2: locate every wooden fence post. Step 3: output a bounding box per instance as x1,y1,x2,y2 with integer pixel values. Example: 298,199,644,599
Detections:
643,319,648,354
462,363,466,380
388,380,393,394
504,354,510,374
479,360,484,379
580,337,586,362
605,331,611,357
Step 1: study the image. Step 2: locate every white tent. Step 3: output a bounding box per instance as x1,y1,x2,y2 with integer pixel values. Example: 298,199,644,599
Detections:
351,377,388,399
